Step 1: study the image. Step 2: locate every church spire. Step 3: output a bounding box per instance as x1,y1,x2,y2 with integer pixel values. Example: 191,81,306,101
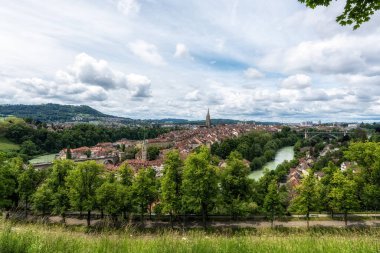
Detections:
206,108,211,128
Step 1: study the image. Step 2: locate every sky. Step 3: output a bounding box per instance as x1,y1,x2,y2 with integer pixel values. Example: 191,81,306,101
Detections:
0,0,380,122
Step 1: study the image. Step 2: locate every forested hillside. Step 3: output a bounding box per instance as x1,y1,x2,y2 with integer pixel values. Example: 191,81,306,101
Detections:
0,104,132,123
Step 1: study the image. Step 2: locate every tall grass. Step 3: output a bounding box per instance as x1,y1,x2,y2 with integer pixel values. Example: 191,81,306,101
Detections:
0,222,379,253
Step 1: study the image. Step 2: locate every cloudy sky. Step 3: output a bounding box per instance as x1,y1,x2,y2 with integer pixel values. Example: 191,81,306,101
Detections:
1,0,380,122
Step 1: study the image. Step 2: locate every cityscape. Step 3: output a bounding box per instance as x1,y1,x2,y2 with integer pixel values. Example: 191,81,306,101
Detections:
1,0,380,252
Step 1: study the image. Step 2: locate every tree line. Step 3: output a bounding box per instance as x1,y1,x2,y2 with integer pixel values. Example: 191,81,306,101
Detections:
1,141,379,229
0,118,170,159
211,127,298,171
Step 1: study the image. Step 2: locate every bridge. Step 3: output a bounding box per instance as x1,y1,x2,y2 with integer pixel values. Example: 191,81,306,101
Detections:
301,130,348,140
31,156,119,170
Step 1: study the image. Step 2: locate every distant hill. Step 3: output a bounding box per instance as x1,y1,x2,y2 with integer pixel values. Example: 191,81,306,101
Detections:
0,104,133,123
0,103,281,125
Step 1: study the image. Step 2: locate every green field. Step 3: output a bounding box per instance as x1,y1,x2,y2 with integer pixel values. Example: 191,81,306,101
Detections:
0,221,379,253
0,136,20,152
29,154,57,164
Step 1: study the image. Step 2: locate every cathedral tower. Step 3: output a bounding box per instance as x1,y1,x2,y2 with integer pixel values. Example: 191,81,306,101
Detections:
206,108,211,128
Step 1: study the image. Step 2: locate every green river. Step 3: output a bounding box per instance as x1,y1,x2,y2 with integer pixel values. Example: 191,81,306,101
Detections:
248,146,295,180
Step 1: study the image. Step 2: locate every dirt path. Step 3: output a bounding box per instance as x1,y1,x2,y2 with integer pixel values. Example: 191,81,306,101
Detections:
45,216,380,228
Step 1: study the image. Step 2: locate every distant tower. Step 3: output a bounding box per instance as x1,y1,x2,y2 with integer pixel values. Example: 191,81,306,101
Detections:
141,140,147,161
205,109,211,128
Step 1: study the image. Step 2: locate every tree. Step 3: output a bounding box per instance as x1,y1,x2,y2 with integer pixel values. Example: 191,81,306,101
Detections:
32,182,53,215
20,140,39,156
0,157,22,210
17,166,40,217
290,171,321,229
263,180,284,228
96,180,127,225
299,0,380,29
147,146,160,161
48,160,75,223
320,162,339,216
66,147,72,160
118,163,134,219
220,151,253,219
66,161,104,227
160,150,183,227
344,142,380,211
131,167,157,225
181,146,219,229
328,170,360,226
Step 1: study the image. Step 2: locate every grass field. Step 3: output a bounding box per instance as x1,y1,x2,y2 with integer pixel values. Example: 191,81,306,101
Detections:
0,136,20,152
29,154,57,164
0,221,379,253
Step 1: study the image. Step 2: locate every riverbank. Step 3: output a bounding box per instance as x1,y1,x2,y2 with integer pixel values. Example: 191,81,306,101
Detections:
1,221,379,253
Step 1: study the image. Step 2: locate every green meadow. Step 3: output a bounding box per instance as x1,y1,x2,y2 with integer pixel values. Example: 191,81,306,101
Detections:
0,136,20,152
1,221,379,253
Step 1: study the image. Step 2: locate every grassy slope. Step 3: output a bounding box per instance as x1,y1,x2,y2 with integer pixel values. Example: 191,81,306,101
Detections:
0,136,20,152
0,222,379,253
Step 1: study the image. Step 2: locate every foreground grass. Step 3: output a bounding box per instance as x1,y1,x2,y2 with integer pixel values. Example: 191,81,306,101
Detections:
1,221,379,253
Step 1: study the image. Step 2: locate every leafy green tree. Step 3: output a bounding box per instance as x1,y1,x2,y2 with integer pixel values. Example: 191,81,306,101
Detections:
32,182,53,215
96,180,127,224
220,151,253,219
20,140,39,156
66,161,104,227
250,157,263,171
328,171,360,226
290,171,321,229
48,160,75,223
119,163,134,187
160,150,183,227
299,0,380,29
0,156,23,210
181,146,219,229
263,180,284,228
131,167,157,225
17,166,40,217
320,162,339,216
66,147,72,160
344,142,380,211
147,146,160,161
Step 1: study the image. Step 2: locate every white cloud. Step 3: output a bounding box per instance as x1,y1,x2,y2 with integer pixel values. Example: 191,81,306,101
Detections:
65,53,128,90
116,0,140,16
244,67,264,79
260,34,380,75
174,43,190,59
129,40,166,66
126,73,152,97
1,0,380,121
184,90,201,101
281,74,311,89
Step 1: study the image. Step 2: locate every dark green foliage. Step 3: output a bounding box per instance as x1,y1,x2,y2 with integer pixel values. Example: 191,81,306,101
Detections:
0,103,117,122
66,161,103,227
263,180,285,227
0,156,23,209
220,151,256,218
299,0,380,29
182,146,219,228
2,120,170,157
147,146,160,161
212,128,299,172
131,167,158,224
290,172,321,229
160,150,183,226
